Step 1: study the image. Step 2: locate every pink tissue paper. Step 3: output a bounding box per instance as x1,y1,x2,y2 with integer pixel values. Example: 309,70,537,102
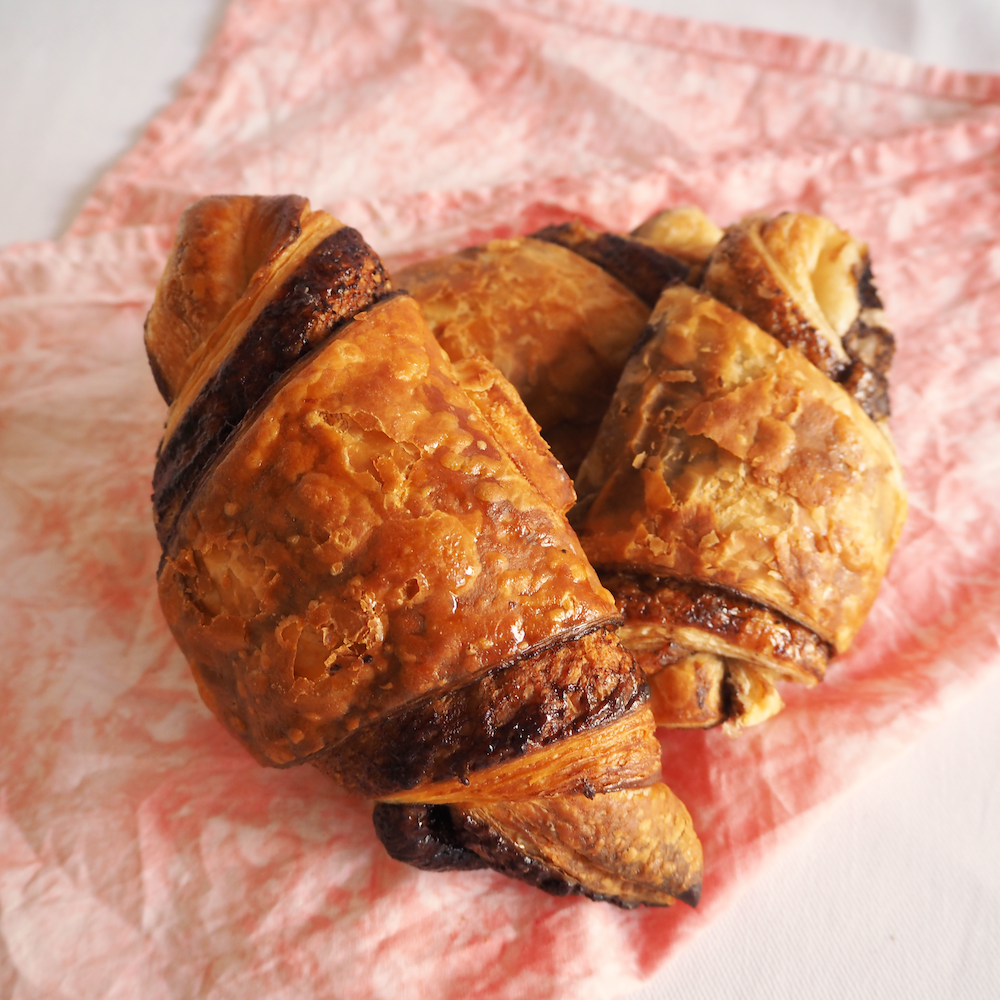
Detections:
2,0,1000,997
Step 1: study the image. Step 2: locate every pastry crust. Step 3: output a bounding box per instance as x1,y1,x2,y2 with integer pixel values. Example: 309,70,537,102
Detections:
374,784,703,909
643,651,727,729
610,573,829,685
147,196,703,908
630,206,724,266
144,194,312,405
153,222,392,547
310,627,655,799
452,784,703,908
723,661,784,735
397,236,649,474
701,213,895,420
574,284,907,653
532,219,690,305
160,293,618,765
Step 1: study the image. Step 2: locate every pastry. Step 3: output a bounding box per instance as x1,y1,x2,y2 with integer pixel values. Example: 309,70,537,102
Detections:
146,194,702,908
395,210,713,475
572,213,908,731
396,236,649,476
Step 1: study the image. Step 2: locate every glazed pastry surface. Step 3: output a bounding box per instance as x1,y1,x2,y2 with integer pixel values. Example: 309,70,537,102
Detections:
147,195,703,909
397,236,650,474
571,207,906,732
161,292,618,765
574,284,907,653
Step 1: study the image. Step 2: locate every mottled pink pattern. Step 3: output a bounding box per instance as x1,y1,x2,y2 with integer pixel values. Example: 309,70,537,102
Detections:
2,0,1000,997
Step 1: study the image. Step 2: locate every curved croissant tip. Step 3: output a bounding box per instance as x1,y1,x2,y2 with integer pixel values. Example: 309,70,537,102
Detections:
677,880,702,909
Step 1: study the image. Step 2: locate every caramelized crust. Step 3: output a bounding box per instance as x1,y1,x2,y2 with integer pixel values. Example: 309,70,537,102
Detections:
644,652,726,729
451,784,703,908
159,294,619,765
152,226,393,547
397,237,649,473
532,219,690,306
310,627,650,798
701,213,895,419
573,285,907,652
144,194,310,404
610,573,829,684
374,706,661,804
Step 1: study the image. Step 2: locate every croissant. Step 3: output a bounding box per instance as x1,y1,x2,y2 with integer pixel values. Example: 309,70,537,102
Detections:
573,213,908,731
395,209,710,476
400,209,905,733
146,195,703,908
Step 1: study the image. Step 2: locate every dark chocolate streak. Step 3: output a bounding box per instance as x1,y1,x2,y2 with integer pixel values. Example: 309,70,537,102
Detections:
372,803,487,873
152,227,390,550
310,627,647,798
837,258,894,418
703,235,851,382
854,256,884,310
533,221,689,306
607,573,831,682
450,807,699,909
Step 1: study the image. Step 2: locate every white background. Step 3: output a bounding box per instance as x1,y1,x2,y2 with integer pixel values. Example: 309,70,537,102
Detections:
1,2,998,998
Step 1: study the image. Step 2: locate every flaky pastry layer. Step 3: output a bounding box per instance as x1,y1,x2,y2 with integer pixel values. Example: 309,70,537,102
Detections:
310,626,651,798
398,236,649,474
452,783,703,907
610,573,829,684
160,294,618,765
574,284,907,652
373,704,660,805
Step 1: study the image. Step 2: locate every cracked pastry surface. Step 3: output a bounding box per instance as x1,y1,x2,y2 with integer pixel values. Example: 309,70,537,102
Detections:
146,194,703,909
573,283,907,655
572,213,907,730
397,235,652,475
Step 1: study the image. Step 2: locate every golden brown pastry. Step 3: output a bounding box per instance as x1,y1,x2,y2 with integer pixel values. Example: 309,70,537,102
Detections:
146,195,702,908
630,206,726,266
573,213,908,732
701,212,896,421
396,236,651,476
397,208,717,477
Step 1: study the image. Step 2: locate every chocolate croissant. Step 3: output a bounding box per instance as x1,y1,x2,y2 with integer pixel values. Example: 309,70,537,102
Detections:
573,213,908,732
146,195,702,908
401,209,905,733
396,210,709,476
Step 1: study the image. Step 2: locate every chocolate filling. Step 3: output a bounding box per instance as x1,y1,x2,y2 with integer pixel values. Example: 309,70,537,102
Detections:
837,360,891,421
533,220,690,306
372,803,487,873
607,573,830,683
854,256,884,310
152,226,391,550
311,627,647,798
